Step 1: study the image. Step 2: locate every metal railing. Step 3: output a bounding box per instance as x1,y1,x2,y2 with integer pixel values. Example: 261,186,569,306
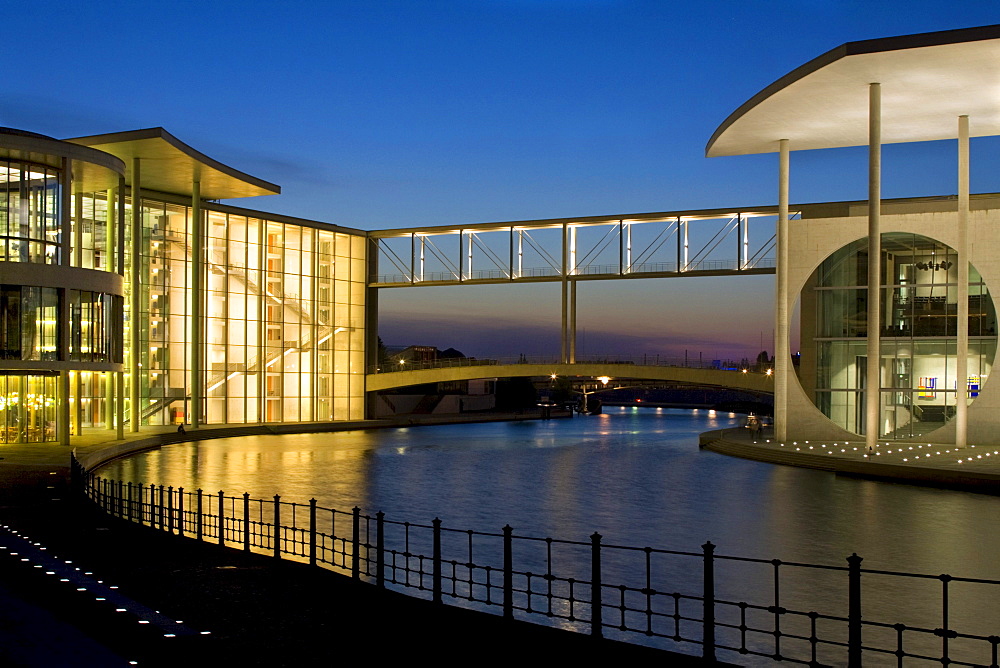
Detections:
72,455,1000,666
374,258,776,284
368,354,763,375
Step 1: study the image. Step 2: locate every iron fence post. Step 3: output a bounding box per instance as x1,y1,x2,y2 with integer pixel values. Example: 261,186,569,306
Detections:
591,531,603,638
151,484,158,528
941,574,953,664
703,541,716,661
136,482,144,526
167,486,174,533
848,552,863,667
243,492,251,552
273,494,281,558
177,487,185,537
432,517,442,604
196,489,203,541
351,506,361,579
127,482,133,522
309,498,317,566
376,511,385,588
156,485,164,531
503,525,513,619
218,490,225,546
117,479,123,517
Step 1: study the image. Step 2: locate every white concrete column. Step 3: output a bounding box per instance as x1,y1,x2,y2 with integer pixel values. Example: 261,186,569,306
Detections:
116,370,124,440
776,139,790,442
59,158,72,265
59,371,71,446
191,179,202,429
130,158,141,432
866,83,882,450
74,190,84,267
956,115,970,447
105,371,114,431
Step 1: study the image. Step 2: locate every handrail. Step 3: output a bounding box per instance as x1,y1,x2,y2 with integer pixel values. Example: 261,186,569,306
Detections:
368,354,773,375
71,452,1000,666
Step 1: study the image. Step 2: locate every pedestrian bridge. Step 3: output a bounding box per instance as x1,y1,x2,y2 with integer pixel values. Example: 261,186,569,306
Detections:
366,360,774,394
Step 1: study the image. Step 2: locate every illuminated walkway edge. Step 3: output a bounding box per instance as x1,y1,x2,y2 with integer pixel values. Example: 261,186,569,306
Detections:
700,428,1000,493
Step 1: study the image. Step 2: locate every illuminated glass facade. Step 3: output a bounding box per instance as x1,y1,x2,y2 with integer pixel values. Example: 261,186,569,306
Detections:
0,127,367,443
808,232,996,439
0,131,126,442
132,198,366,426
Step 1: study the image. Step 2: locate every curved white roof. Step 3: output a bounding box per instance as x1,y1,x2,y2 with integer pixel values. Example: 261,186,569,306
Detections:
707,25,1000,157
69,127,280,200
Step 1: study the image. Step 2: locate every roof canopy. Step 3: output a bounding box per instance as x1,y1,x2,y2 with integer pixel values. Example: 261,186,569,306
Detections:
68,127,280,200
707,25,1000,157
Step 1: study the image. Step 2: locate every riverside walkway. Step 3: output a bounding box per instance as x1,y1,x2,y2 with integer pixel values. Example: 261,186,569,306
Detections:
701,427,1000,493
0,420,712,667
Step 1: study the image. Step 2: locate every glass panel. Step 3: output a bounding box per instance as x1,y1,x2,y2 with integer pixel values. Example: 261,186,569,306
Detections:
807,232,996,438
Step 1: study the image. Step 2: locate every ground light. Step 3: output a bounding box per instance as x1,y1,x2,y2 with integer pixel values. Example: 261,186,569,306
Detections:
0,523,212,657
748,438,998,464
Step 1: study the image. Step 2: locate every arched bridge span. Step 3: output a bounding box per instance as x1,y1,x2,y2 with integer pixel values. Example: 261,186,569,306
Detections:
366,363,774,394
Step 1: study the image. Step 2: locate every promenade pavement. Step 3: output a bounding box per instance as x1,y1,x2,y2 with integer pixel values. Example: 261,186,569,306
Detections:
0,419,720,667
701,426,1000,493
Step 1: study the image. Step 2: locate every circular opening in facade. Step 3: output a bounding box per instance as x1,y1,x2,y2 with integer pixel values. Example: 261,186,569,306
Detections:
802,232,996,439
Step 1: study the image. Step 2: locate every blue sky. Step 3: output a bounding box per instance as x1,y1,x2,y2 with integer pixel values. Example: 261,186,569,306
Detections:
9,1,1000,359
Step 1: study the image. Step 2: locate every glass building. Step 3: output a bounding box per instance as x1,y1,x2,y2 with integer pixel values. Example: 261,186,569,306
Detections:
0,127,366,444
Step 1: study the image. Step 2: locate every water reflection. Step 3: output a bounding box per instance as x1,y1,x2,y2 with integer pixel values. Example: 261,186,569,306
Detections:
99,407,1000,663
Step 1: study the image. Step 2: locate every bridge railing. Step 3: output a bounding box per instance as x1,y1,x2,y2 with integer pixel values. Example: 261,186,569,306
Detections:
374,258,776,285
73,455,1000,667
368,354,766,375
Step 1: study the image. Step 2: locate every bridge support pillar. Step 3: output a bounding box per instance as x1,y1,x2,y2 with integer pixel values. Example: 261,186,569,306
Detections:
569,280,576,363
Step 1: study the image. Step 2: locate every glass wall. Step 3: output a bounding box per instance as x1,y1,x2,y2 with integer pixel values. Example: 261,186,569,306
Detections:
0,160,61,264
0,374,58,443
72,187,115,271
133,196,366,427
810,233,997,438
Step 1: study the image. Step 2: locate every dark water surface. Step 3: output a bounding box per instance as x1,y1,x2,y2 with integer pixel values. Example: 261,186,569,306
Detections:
98,408,1000,663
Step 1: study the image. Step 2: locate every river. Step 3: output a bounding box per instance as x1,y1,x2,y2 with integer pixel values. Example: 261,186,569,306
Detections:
97,407,1000,664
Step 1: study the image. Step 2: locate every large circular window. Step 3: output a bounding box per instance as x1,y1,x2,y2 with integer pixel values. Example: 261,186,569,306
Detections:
803,232,996,439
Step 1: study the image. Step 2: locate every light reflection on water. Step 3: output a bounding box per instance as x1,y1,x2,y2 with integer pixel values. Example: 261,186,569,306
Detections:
99,407,1000,663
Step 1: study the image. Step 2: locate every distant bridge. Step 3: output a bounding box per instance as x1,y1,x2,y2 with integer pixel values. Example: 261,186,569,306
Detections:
366,359,774,394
